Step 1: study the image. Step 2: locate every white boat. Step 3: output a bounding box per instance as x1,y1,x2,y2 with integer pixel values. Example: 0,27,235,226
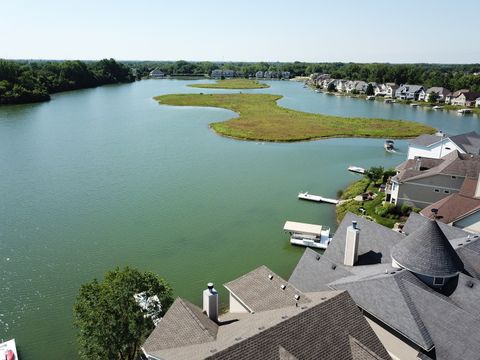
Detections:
457,108,472,114
384,139,395,151
384,98,393,104
283,221,332,249
315,89,321,93
432,105,444,110
366,95,375,100
0,339,18,360
298,192,339,205
348,165,366,174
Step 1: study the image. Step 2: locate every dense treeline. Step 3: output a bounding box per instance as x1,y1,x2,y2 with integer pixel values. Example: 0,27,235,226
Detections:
130,60,480,92
0,58,134,105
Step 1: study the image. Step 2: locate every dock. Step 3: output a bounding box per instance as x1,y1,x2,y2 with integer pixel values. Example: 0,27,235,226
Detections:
0,339,18,360
348,165,366,174
283,221,332,249
298,192,339,204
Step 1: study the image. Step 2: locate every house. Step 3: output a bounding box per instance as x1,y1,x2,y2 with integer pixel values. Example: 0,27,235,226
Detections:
149,69,165,78
385,83,398,98
421,87,451,102
211,69,223,79
255,71,263,79
222,70,234,79
336,79,348,92
289,212,480,360
406,131,480,159
445,89,469,104
142,265,390,360
388,151,480,208
281,71,290,80
395,85,425,100
451,91,480,107
354,80,368,93
476,97,480,107
421,177,480,233
263,71,272,79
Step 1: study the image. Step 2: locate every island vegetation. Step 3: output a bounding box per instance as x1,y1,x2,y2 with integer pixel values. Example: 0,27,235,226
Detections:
336,167,420,228
188,78,269,89
154,93,435,142
74,266,173,360
0,58,134,105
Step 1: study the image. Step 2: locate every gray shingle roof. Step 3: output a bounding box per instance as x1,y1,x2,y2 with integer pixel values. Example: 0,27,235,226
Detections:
403,212,471,241
224,265,310,312
409,134,443,147
143,298,218,353
391,219,464,277
456,239,480,280
449,131,480,155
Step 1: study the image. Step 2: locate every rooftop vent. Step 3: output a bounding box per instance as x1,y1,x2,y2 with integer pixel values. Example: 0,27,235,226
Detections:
268,274,273,280
258,326,265,331
331,264,336,270
280,284,286,290
316,254,321,261
294,294,300,301
466,281,474,288
281,315,288,319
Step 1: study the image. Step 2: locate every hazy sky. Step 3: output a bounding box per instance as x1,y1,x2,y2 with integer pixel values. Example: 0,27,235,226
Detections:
2,0,479,63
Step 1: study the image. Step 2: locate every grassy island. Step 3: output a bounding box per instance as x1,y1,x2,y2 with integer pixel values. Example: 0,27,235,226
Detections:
188,79,269,89
154,93,435,142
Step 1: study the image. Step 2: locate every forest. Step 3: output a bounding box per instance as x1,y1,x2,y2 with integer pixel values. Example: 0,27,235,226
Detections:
0,58,134,105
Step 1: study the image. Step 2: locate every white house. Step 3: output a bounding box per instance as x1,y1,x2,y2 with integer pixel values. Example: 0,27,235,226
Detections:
422,87,451,102
476,97,480,108
336,79,348,92
407,131,480,160
395,85,425,100
149,69,165,78
255,71,263,79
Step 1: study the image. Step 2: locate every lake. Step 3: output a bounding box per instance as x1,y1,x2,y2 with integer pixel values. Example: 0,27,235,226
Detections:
1,79,478,359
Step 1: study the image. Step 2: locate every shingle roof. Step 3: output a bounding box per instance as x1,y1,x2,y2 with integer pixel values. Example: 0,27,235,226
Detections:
456,239,480,280
409,134,443,147
449,131,480,155
391,219,464,277
426,87,451,96
224,265,310,312
403,212,472,240
143,298,218,353
420,193,480,224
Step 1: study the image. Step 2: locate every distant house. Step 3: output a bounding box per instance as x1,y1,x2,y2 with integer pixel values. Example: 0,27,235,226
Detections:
476,97,480,108
385,83,398,98
149,69,165,78
336,79,348,92
222,70,234,79
263,71,272,79
406,131,480,159
281,71,290,80
422,87,451,102
421,177,480,233
255,71,263,79
445,89,469,104
211,69,223,79
388,151,480,208
374,83,396,96
395,84,425,100
451,91,480,107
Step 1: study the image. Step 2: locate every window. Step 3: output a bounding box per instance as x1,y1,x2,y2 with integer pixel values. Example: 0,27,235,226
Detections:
451,176,457,179
445,147,451,150
434,189,440,193
444,190,450,194
433,277,445,286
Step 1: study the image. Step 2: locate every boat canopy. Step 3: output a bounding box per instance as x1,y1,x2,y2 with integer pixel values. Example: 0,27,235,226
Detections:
283,221,322,236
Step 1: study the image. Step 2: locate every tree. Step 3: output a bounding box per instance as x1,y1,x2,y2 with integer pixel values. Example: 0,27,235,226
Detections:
366,166,384,183
74,266,173,360
366,83,375,96
428,91,439,103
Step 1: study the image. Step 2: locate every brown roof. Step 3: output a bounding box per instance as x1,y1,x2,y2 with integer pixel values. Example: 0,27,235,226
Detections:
421,191,480,225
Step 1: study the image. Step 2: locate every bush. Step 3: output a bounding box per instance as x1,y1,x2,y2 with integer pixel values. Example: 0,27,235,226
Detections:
400,204,412,215
375,203,395,217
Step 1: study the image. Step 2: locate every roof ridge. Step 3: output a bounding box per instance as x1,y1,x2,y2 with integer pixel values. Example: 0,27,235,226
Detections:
178,298,217,339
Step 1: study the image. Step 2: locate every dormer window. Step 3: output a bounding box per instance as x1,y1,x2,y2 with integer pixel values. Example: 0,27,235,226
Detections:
433,277,445,286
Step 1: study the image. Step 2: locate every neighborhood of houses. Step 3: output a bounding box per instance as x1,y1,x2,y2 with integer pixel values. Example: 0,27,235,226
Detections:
148,68,291,80
313,74,480,107
140,128,480,360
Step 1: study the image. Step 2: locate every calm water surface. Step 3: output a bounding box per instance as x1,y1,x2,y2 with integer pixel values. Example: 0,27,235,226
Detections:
0,80,478,359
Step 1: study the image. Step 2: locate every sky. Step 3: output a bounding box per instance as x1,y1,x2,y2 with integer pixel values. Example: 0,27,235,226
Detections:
1,0,479,63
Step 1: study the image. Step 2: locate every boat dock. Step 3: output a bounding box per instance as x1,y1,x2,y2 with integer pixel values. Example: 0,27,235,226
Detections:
298,192,339,204
348,165,366,174
0,339,18,360
283,221,332,249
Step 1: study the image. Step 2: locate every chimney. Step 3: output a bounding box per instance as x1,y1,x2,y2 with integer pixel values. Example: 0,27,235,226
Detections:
475,176,480,199
415,157,422,171
203,282,218,322
344,221,360,266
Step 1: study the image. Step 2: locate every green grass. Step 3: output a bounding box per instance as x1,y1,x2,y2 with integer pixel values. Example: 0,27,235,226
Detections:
188,79,269,89
154,93,436,142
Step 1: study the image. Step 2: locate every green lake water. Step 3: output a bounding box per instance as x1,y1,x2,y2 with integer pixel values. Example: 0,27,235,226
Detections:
1,79,479,359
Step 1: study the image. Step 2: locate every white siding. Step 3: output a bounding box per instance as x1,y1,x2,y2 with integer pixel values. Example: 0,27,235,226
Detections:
228,292,249,313
407,139,463,160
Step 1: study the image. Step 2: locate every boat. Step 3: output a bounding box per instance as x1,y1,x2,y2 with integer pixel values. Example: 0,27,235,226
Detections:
0,339,18,360
314,89,321,93
432,105,444,110
384,98,393,104
298,192,339,205
410,103,419,107
283,221,332,249
384,139,395,151
457,108,472,114
348,165,366,174
366,95,375,100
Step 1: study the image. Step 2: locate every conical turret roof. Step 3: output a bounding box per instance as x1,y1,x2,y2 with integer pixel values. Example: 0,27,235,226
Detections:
391,219,463,277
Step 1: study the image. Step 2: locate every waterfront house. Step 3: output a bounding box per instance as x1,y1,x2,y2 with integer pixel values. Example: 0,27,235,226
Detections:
211,69,223,79
374,83,397,97
388,151,480,208
385,83,398,98
395,85,425,100
336,79,348,92
281,71,290,80
445,89,469,104
149,69,165,78
141,265,390,360
421,87,451,102
255,71,263,79
421,177,480,233
263,71,272,79
407,131,480,160
222,70,234,79
451,91,480,107
477,97,480,107
289,212,480,360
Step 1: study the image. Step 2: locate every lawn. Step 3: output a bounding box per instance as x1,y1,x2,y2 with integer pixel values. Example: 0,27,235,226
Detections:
188,79,269,89
154,93,436,142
